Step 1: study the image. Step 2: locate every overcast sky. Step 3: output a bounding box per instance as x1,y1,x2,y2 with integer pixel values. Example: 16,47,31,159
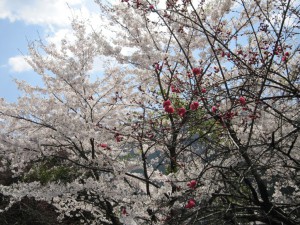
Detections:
0,0,106,102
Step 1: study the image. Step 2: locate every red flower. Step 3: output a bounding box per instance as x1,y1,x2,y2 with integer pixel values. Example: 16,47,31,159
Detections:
187,180,197,189
115,135,123,142
185,199,196,209
177,107,186,117
201,88,207,93
165,105,175,114
163,99,171,107
192,67,202,75
282,56,287,62
121,207,128,216
154,62,160,71
212,106,217,113
171,85,181,93
239,96,246,106
190,102,199,111
98,143,108,148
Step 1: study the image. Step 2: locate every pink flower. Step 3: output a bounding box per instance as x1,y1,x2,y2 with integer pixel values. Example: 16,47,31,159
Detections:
212,106,217,113
187,180,197,189
192,67,202,75
177,107,186,117
163,100,171,108
185,199,196,209
201,88,207,93
190,102,199,111
239,96,246,106
149,4,154,10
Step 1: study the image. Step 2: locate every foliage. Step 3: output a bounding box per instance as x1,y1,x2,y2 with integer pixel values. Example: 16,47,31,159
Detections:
0,196,58,225
23,162,77,185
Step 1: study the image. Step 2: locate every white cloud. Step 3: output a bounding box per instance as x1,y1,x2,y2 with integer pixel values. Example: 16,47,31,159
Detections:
0,0,88,27
121,47,139,56
45,28,73,44
8,55,32,73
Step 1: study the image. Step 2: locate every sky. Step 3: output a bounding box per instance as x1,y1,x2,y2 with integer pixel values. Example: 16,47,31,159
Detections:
0,0,104,102
0,0,237,103
2,0,295,103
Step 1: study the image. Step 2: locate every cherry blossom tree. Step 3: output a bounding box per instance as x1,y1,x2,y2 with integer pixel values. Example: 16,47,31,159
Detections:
1,0,300,224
